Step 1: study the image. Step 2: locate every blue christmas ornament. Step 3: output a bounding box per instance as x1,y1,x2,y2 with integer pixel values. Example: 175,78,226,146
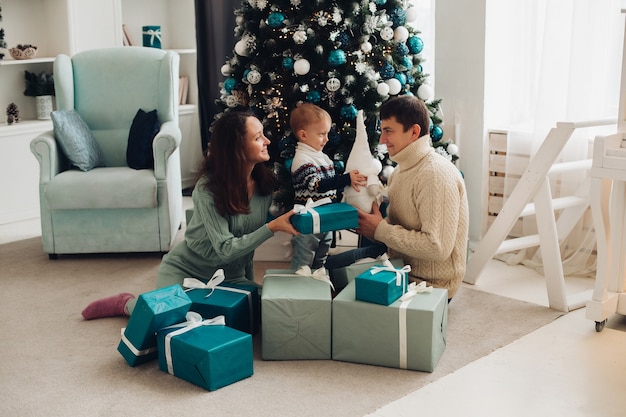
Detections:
380,61,395,79
406,74,415,85
396,43,409,56
430,125,444,142
333,159,345,175
394,73,407,86
375,0,387,5
282,57,294,70
400,56,413,70
306,90,321,103
284,158,293,172
418,64,423,73
407,36,424,54
340,104,358,120
328,49,347,67
388,7,406,28
224,77,237,93
328,128,341,147
267,12,285,28
336,31,351,48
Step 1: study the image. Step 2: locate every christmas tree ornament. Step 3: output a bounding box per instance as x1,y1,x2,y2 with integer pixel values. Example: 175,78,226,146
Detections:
407,36,424,54
385,78,402,95
293,30,307,44
293,58,310,75
380,61,395,79
447,143,459,156
405,6,419,23
224,77,237,93
340,104,358,120
396,42,409,56
342,110,384,213
220,64,232,76
234,39,249,56
430,125,444,142
246,70,262,84
380,26,394,41
328,49,346,67
400,56,413,71
394,73,407,86
326,77,341,92
267,11,285,28
306,90,321,102
376,82,390,96
393,26,409,43
282,57,294,70
360,41,373,53
417,83,434,101
333,159,345,175
381,165,395,182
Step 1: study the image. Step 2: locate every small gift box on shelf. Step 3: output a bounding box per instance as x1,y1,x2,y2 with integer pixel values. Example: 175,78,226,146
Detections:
157,313,253,391
142,25,162,48
261,268,333,360
332,281,448,372
355,259,411,306
118,285,192,367
290,198,357,234
331,256,404,297
183,270,260,335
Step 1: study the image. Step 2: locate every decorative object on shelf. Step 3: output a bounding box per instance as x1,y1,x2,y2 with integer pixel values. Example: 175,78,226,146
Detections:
6,102,19,125
24,70,55,120
9,44,38,60
142,26,162,49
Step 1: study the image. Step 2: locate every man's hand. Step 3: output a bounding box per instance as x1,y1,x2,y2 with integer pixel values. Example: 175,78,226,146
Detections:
356,202,383,240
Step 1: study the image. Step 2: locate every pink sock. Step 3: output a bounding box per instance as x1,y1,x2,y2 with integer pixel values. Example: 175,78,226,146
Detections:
81,293,135,320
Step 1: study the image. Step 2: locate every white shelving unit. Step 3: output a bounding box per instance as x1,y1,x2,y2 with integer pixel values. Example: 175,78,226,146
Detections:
0,0,203,224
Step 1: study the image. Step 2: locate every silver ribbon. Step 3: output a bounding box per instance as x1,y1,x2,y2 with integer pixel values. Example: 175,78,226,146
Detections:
164,312,226,375
293,197,332,233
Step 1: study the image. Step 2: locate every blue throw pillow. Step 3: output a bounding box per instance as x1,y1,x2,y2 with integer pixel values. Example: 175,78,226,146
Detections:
51,110,105,171
127,108,160,170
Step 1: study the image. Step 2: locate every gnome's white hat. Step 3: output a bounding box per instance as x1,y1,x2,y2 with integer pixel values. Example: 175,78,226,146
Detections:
345,110,381,176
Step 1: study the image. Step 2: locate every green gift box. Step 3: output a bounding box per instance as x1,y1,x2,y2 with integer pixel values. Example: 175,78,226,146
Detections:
142,25,162,48
291,202,357,234
332,281,448,372
355,262,411,306
184,279,260,335
117,285,191,367
157,314,253,391
331,258,404,291
261,270,333,360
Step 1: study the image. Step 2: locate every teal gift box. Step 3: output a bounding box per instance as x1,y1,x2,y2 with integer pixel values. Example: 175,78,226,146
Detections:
185,281,260,335
332,281,448,372
355,262,410,305
142,25,162,48
157,314,253,391
261,270,333,360
332,258,404,295
117,285,191,367
291,202,357,234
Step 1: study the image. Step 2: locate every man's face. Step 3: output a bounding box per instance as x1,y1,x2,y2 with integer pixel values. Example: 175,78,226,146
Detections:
378,116,421,157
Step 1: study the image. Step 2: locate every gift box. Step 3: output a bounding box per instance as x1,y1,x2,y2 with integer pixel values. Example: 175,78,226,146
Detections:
184,277,260,335
332,281,448,372
261,269,333,360
118,285,191,367
331,258,404,295
157,313,253,391
355,262,411,306
142,25,162,48
291,201,357,234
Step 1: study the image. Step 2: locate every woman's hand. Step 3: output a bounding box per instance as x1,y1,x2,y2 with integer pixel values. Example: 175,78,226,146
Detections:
268,209,300,236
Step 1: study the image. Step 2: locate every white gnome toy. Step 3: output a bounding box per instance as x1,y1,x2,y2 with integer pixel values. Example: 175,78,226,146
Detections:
342,110,384,213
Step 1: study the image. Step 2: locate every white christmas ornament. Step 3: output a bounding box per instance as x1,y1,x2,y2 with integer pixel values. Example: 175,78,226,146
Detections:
381,165,395,181
405,7,419,23
220,64,232,76
360,41,372,53
326,77,341,92
293,59,311,75
246,70,262,84
376,82,390,96
235,39,249,57
385,78,402,95
447,143,459,156
394,26,409,43
380,26,394,41
342,110,384,213
417,84,434,101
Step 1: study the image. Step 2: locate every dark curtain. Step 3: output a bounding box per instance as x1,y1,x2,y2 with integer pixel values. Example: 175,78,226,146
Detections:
194,0,240,150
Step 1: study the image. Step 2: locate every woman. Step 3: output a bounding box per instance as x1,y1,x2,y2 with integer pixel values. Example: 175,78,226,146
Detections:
82,111,299,319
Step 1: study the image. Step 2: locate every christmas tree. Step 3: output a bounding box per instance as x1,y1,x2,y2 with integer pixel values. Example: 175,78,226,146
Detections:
215,0,458,210
0,1,6,60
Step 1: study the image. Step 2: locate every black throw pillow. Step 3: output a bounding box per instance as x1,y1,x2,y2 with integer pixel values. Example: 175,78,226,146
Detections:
127,108,160,170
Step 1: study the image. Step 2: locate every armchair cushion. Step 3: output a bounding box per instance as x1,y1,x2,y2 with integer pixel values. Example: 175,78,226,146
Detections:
51,110,105,171
127,108,160,170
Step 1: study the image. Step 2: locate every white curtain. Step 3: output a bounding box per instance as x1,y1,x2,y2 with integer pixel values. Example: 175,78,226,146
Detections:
485,0,624,276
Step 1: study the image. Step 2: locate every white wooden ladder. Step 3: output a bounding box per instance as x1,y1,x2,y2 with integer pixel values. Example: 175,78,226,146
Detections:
464,119,616,312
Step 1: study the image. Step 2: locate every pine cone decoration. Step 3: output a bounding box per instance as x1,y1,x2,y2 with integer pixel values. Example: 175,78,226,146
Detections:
6,102,20,125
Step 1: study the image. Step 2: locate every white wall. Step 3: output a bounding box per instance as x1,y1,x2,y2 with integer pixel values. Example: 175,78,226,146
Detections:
435,0,488,243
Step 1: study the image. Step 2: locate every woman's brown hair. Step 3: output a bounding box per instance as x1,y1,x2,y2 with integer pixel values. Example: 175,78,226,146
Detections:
199,111,278,216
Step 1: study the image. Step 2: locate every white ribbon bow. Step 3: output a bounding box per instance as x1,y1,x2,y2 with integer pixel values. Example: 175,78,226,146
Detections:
164,312,226,374
370,260,411,287
399,281,433,301
142,28,162,46
295,265,335,291
293,197,332,233
182,269,225,298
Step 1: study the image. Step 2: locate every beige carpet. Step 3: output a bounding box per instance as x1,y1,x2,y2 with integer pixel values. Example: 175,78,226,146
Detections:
0,237,563,417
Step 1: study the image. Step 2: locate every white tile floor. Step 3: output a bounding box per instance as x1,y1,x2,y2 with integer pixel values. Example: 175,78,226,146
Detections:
2,199,625,417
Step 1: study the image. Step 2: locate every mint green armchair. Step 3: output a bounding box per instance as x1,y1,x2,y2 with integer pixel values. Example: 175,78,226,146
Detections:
30,47,183,257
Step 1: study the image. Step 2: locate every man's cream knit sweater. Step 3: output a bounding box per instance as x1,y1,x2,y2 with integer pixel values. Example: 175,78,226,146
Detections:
374,136,469,299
